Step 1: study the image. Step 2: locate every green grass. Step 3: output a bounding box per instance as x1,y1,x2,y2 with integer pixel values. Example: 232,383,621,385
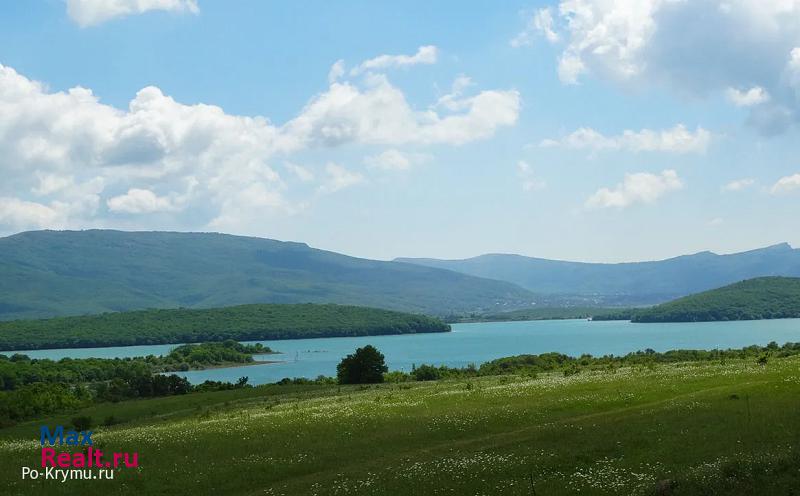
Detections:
1,356,799,495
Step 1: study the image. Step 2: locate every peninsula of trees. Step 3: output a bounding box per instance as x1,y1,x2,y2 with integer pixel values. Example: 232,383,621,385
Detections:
0,303,450,351
611,277,800,323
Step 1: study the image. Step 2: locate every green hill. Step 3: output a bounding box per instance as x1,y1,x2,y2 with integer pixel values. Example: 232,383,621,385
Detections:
0,230,536,320
0,303,450,350
632,276,800,323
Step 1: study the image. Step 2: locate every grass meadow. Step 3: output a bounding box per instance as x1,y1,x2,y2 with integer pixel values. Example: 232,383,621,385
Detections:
1,355,799,495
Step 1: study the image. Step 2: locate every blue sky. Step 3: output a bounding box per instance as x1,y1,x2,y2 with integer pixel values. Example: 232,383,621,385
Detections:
0,0,799,262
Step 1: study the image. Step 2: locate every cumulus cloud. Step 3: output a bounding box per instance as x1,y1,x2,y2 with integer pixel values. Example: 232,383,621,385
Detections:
787,47,800,94
107,188,179,214
284,162,315,182
511,7,560,47
350,46,438,75
586,169,683,208
541,125,710,154
0,197,65,229
328,60,346,84
726,86,770,106
771,173,800,194
318,163,365,193
364,149,430,171
283,74,520,147
0,53,518,232
66,0,198,27
524,1,800,133
32,173,75,197
722,178,755,191
517,160,546,191
208,182,298,233
434,75,475,111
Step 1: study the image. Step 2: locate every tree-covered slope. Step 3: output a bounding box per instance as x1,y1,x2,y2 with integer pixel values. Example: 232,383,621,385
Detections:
0,230,535,320
632,277,800,323
397,243,800,305
0,303,451,350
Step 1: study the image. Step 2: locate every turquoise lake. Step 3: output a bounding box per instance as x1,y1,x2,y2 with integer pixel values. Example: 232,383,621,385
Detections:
9,318,800,385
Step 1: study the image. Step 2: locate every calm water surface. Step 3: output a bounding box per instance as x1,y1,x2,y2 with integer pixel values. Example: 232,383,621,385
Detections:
9,318,800,385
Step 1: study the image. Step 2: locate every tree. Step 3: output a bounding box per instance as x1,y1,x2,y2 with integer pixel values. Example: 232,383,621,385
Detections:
336,345,388,384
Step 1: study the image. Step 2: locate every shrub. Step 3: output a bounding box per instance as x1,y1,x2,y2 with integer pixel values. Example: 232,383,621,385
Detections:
72,415,92,431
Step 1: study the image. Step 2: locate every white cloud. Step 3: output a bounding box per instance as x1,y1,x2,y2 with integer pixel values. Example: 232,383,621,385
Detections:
350,46,438,75
511,8,560,48
366,150,409,170
328,60,345,84
771,173,800,194
725,86,770,106
284,162,315,182
434,75,474,111
318,163,365,193
283,75,520,147
557,53,587,85
208,182,298,233
586,169,683,208
708,217,724,226
517,160,546,191
364,149,430,171
107,188,179,214
0,197,65,229
541,125,710,154
0,62,288,230
528,1,800,132
66,0,198,27
787,47,800,94
32,173,75,196
0,58,518,232
722,178,755,191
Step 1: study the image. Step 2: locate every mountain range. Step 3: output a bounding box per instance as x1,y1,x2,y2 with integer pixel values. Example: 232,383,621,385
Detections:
1,230,799,321
0,230,533,320
396,243,800,306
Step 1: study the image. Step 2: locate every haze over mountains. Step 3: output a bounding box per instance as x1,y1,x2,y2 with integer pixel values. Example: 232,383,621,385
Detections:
397,243,800,306
1,230,799,321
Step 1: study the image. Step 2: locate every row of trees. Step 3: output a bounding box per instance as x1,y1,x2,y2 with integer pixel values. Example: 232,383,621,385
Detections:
334,342,800,385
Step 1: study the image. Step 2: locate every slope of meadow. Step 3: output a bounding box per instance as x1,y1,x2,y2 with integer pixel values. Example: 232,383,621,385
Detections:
1,355,798,495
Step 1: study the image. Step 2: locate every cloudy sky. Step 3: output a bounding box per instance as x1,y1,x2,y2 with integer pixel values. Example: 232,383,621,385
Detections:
0,0,799,262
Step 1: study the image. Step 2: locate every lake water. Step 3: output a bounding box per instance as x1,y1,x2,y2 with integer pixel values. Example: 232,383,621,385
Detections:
8,318,800,385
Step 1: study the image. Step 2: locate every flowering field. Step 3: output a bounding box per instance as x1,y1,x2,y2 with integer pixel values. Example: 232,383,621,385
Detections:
1,356,799,495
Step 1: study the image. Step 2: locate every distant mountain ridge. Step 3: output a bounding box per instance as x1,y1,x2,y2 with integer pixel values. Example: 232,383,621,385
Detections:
0,230,535,320
396,243,800,306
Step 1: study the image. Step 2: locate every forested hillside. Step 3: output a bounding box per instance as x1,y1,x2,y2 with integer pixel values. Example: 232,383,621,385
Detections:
0,303,450,350
632,277,800,322
0,230,535,320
